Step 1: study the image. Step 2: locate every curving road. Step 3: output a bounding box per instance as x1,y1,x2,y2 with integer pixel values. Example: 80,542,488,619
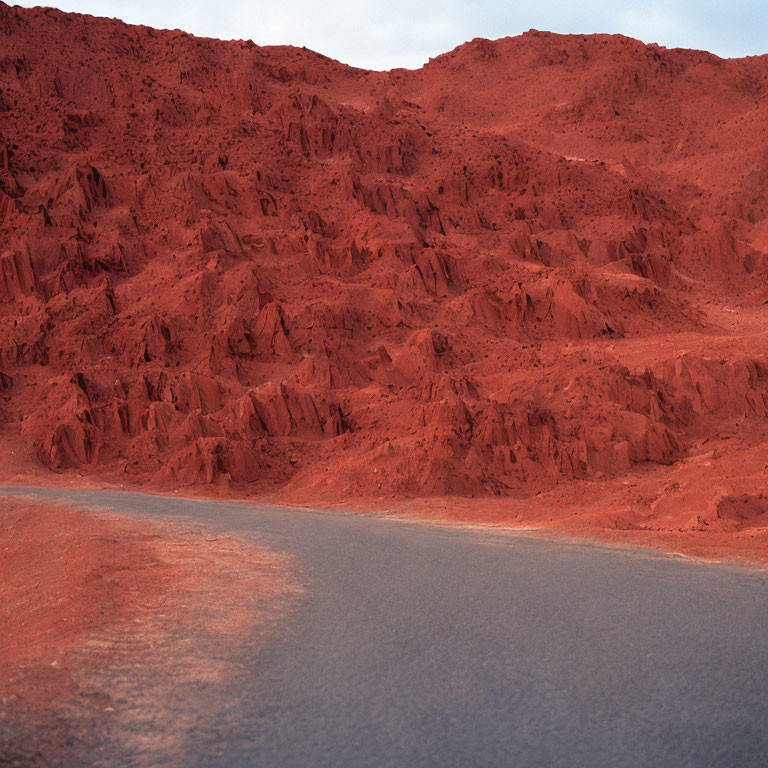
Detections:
3,486,768,767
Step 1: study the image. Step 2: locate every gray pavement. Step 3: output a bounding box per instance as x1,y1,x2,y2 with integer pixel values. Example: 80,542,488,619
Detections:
2,486,768,767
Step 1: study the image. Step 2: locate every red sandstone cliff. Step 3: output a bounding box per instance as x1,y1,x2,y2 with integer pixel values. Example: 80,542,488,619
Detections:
2,3,768,535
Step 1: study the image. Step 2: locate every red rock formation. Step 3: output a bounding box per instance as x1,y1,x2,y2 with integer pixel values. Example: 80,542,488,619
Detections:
1,2,768,534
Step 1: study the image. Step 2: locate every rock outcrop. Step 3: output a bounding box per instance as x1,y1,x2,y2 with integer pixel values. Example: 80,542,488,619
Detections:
1,3,768,516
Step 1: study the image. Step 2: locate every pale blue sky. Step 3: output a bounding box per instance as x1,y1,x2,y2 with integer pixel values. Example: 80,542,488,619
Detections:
11,0,768,70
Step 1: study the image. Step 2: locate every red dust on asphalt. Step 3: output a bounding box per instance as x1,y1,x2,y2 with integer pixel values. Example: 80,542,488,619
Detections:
0,497,299,762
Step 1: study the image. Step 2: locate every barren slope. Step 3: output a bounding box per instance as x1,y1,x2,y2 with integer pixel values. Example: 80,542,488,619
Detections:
2,3,768,543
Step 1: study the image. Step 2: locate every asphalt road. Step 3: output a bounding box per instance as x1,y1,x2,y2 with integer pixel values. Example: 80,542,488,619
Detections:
3,486,768,768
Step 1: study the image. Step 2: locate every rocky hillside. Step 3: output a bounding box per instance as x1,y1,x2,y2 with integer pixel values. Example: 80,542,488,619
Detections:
2,3,768,530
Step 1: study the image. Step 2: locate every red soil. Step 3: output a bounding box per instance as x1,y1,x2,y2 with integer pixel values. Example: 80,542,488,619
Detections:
1,3,768,560
0,497,298,760
0,500,171,703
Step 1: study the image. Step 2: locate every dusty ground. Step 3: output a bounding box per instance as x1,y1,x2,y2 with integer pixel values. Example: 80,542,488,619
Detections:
270,446,768,567
0,497,301,766
385,500,768,568
3,466,766,569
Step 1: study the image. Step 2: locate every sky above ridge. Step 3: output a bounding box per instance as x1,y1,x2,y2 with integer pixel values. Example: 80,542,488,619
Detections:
11,0,768,70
